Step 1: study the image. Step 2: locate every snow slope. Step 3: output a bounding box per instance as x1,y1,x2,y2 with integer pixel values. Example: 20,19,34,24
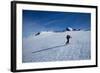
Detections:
22,31,91,63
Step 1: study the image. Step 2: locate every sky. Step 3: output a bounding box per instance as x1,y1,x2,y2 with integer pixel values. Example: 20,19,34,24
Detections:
23,10,91,37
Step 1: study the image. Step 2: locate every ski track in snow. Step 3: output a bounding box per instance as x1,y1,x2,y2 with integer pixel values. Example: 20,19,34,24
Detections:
22,31,91,63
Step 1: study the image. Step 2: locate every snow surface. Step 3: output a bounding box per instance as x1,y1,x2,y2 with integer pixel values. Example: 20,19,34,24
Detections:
22,31,91,63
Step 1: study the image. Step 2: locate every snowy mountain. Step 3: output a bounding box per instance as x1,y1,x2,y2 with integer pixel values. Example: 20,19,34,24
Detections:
33,27,83,37
66,27,73,31
22,31,91,63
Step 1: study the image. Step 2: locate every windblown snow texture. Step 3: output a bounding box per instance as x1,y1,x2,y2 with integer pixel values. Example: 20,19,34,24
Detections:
22,31,91,63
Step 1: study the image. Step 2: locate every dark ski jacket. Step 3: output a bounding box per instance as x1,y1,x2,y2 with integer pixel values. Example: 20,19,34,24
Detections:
66,35,71,39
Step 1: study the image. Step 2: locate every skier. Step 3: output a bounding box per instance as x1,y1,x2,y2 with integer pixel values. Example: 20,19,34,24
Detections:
66,35,71,45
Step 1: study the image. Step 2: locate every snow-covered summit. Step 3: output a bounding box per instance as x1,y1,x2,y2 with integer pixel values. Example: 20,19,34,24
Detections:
66,27,73,31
